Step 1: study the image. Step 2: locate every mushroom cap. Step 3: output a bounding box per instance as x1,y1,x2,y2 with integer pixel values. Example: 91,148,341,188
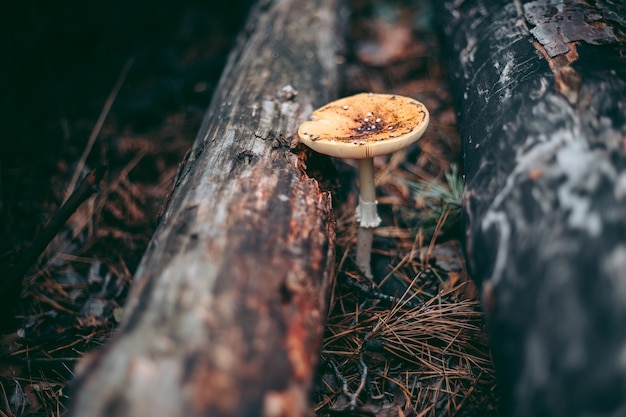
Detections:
297,93,429,159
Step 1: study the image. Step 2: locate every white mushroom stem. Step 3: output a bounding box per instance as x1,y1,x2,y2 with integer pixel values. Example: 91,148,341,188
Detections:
355,157,381,279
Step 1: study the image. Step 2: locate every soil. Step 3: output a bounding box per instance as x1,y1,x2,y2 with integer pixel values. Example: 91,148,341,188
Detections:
0,1,499,416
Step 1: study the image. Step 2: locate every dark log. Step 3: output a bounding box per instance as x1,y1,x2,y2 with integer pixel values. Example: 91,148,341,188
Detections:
438,1,626,416
68,1,342,416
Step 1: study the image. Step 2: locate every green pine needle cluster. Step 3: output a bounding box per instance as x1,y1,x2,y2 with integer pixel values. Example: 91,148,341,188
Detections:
404,164,464,236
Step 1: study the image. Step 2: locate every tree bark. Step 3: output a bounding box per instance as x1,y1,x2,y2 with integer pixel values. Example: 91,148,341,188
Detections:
68,1,342,416
438,1,626,416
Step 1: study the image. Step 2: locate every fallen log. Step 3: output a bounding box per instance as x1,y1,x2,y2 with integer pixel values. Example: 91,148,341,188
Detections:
438,1,626,416
68,1,342,416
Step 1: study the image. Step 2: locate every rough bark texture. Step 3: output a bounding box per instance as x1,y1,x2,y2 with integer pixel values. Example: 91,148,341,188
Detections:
438,1,626,416
68,1,342,416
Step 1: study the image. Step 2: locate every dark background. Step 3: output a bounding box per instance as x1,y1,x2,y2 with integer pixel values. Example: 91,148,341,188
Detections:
0,0,254,260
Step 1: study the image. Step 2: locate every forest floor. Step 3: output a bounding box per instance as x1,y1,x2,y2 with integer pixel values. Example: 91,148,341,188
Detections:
0,1,499,416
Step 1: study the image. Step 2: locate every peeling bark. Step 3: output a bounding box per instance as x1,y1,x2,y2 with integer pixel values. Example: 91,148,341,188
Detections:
67,1,343,416
438,1,626,416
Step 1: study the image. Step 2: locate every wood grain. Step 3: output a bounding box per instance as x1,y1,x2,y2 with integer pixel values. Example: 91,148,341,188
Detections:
438,1,626,416
68,1,342,416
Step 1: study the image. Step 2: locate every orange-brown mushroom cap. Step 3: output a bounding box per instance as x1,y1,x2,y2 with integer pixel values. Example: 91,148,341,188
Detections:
297,93,429,159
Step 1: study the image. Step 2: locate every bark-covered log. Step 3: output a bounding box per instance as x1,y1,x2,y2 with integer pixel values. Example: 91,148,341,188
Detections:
68,1,342,416
438,1,626,416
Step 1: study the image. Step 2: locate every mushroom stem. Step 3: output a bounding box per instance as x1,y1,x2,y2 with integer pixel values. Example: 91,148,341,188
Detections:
356,228,374,279
355,157,381,279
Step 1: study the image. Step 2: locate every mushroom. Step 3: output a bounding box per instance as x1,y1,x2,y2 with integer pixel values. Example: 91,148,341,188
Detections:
298,93,429,279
